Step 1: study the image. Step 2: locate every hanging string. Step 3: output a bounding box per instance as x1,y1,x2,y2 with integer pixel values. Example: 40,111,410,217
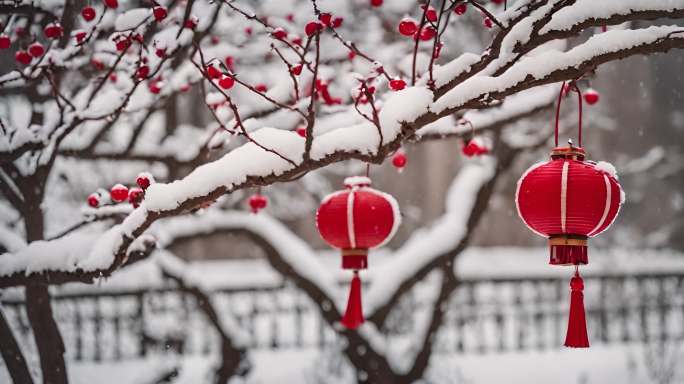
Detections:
554,81,584,148
365,163,370,177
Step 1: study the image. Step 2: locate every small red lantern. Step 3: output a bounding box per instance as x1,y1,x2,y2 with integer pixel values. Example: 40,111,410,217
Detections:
515,82,624,348
316,176,400,329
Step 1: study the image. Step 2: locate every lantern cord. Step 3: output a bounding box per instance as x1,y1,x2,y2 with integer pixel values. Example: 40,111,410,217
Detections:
365,163,370,177
554,81,584,148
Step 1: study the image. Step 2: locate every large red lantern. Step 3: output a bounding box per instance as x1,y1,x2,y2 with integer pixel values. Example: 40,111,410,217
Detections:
515,82,624,348
316,176,400,329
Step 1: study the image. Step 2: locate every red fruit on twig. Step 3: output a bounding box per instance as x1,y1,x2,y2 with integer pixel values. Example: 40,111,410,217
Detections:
81,7,96,21
153,6,168,22
15,50,32,65
136,172,154,189
454,3,467,15
291,64,303,76
392,151,407,171
319,13,332,27
75,31,88,43
305,21,322,36
249,194,268,214
28,42,45,58
418,26,436,41
110,184,129,202
584,88,600,105
483,17,493,28
104,0,118,9
137,65,150,79
206,65,222,79
296,126,307,137
271,28,287,40
87,193,100,208
0,34,10,49
255,84,268,93
218,75,235,90
332,17,343,28
425,7,438,22
389,79,406,91
128,187,144,207
370,0,383,7
398,18,418,36
44,23,64,39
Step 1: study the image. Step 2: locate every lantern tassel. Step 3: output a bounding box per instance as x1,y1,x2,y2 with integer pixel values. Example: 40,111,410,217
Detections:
341,271,364,330
564,269,589,348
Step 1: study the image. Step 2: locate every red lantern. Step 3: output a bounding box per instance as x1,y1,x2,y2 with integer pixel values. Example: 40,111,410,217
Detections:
515,82,624,348
316,176,400,329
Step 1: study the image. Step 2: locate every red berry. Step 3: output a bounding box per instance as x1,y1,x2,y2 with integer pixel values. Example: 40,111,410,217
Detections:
425,7,438,22
398,18,418,36
584,88,599,105
184,16,198,29
28,42,45,58
81,7,96,21
305,21,322,36
389,79,406,91
44,23,64,39
291,64,303,76
291,35,303,46
104,0,118,9
244,27,253,36
0,34,10,49
271,28,287,40
370,0,383,7
218,75,235,90
454,3,467,15
225,56,234,71
92,59,105,70
110,184,129,202
87,193,100,208
155,48,166,58
149,81,162,94
137,65,150,79
419,26,436,41
129,187,144,206
483,17,493,28
115,38,131,51
286,14,295,22
392,151,407,169
109,73,117,82
75,31,88,43
255,84,267,92
491,0,505,4
248,194,268,213
206,65,222,79
15,50,31,65
348,51,356,60
153,6,168,22
332,17,343,28
136,173,153,189
296,126,306,137
180,84,191,92
319,13,332,27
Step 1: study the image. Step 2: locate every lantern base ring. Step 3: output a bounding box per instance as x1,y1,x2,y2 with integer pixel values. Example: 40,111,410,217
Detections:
549,235,588,266
342,249,368,270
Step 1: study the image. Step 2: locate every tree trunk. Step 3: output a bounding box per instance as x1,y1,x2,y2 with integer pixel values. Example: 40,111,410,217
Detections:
23,201,68,384
0,307,34,384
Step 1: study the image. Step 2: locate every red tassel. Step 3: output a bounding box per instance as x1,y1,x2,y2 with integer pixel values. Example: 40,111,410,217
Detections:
564,270,589,348
341,271,364,330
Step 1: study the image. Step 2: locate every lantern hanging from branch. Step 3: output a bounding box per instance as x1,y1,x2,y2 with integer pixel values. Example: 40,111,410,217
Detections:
515,82,624,348
316,176,401,329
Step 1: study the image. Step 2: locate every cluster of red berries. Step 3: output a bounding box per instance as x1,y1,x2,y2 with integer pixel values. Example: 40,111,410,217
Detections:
316,80,342,105
87,173,154,209
248,194,268,214
398,18,437,41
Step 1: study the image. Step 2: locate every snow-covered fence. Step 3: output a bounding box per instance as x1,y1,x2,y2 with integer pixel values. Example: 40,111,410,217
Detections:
2,271,683,361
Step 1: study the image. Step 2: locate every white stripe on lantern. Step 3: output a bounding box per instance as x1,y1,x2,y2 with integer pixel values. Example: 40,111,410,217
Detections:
588,174,612,237
560,161,569,233
346,189,357,249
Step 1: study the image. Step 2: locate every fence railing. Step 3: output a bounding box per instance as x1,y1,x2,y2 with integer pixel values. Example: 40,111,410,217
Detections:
2,272,683,361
